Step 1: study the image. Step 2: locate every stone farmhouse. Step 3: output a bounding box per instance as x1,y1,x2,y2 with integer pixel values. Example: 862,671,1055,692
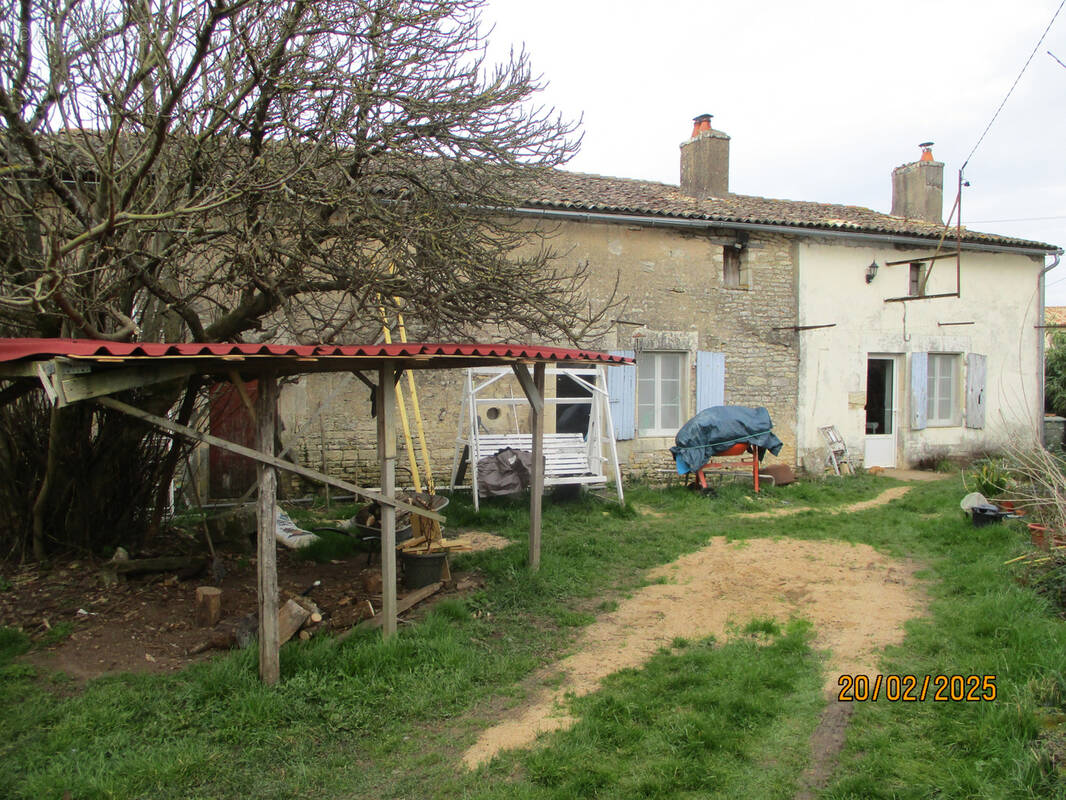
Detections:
221,114,1059,496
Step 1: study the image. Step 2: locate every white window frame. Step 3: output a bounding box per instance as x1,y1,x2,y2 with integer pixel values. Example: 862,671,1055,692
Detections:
637,351,686,436
926,353,960,427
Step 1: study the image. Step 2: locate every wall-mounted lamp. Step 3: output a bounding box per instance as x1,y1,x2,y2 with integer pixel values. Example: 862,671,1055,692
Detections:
865,260,880,284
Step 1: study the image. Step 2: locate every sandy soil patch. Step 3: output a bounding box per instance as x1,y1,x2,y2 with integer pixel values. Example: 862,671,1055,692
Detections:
462,535,922,767
460,531,513,552
742,485,912,519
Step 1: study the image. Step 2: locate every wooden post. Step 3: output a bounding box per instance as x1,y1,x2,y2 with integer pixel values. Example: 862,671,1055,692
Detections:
256,373,280,684
529,362,546,571
93,397,442,521
377,364,398,636
195,586,222,628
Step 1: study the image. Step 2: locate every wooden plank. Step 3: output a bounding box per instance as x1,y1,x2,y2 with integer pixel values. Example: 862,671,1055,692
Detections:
378,363,398,637
54,362,199,405
256,373,280,685
227,370,258,424
345,582,444,633
529,362,545,571
109,555,206,574
93,396,442,522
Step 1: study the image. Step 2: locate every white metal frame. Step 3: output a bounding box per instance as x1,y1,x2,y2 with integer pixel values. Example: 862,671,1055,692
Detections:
450,365,624,510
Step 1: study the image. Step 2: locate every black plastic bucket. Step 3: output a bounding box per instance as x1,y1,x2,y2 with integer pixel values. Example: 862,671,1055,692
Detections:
400,551,447,589
971,504,1006,527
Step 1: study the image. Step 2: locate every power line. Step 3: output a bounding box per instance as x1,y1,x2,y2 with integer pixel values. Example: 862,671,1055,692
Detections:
962,0,1066,172
968,214,1066,223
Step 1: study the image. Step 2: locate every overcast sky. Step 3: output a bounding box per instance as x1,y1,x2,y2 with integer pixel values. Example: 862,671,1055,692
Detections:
482,0,1066,304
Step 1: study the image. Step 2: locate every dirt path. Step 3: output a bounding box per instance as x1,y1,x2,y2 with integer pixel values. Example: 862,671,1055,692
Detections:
741,485,912,518
462,534,923,768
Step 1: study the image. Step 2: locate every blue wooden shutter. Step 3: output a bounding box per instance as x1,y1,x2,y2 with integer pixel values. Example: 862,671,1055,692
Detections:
965,353,987,429
696,351,726,411
607,350,636,440
910,352,928,430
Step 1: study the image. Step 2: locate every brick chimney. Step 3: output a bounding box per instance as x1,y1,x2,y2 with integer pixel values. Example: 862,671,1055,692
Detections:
891,142,943,224
680,113,730,198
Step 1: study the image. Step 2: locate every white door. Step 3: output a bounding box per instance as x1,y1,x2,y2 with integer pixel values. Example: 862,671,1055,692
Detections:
863,356,898,468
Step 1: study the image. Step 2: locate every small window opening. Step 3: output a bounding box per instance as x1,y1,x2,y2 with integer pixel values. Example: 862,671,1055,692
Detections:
723,246,742,288
909,262,926,296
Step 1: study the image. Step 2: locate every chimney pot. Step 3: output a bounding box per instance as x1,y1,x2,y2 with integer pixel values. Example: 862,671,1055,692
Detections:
691,113,713,138
919,141,935,162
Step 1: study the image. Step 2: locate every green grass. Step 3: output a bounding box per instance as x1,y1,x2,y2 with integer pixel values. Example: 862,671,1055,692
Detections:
3,475,1066,798
474,620,822,800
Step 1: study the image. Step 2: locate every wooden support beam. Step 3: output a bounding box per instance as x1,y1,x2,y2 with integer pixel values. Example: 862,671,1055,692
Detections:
224,373,356,512
256,373,280,685
351,370,376,391
377,363,398,636
227,370,258,424
528,362,546,571
337,581,444,638
92,396,442,522
48,361,198,405
511,363,544,414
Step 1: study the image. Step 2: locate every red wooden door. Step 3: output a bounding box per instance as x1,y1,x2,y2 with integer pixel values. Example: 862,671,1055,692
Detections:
209,381,259,499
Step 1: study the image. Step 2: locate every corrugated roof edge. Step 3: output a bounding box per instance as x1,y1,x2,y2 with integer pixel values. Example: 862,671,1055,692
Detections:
0,338,634,365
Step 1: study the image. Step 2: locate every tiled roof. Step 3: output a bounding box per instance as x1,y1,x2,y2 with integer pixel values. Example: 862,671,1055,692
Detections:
1046,306,1066,326
522,170,1056,251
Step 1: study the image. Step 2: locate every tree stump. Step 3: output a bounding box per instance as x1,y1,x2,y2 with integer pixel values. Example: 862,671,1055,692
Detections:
195,586,223,628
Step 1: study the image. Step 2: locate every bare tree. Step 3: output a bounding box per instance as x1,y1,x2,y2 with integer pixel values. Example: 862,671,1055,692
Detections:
0,0,621,559
0,0,618,344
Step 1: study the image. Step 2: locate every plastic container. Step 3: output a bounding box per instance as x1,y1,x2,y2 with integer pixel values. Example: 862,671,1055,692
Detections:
971,504,1006,527
400,551,447,589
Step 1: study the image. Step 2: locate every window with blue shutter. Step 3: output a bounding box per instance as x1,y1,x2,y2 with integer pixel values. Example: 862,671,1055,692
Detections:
606,350,636,440
965,353,987,429
696,351,726,411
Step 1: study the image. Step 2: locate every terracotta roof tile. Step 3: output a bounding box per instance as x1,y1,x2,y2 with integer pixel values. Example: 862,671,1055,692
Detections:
522,170,1057,250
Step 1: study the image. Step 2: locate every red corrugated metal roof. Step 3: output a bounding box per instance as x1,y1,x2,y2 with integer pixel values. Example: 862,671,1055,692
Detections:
0,338,632,365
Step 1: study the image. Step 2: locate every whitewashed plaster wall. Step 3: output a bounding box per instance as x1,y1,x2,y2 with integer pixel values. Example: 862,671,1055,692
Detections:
795,238,1044,469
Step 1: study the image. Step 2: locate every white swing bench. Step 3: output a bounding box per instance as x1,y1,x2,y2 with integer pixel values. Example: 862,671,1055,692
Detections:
450,366,624,511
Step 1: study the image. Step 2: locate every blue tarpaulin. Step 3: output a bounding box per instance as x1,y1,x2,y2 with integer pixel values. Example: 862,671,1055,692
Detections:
670,406,783,475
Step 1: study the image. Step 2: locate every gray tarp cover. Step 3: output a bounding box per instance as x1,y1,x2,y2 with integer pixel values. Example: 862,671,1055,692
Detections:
478,447,538,498
670,406,784,474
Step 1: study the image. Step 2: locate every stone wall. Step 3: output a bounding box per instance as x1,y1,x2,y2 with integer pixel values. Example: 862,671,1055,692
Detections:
563,220,799,472
252,218,802,495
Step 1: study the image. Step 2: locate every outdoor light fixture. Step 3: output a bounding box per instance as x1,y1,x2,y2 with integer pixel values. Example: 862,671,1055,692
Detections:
865,260,880,284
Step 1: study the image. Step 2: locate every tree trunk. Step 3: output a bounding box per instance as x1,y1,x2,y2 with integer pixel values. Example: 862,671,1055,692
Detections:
146,377,202,543
31,405,61,561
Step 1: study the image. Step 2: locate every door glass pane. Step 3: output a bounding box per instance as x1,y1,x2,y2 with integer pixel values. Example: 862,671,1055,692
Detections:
882,362,894,434
866,359,893,435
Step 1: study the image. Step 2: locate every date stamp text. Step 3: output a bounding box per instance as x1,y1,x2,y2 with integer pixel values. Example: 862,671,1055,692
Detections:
837,674,997,702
